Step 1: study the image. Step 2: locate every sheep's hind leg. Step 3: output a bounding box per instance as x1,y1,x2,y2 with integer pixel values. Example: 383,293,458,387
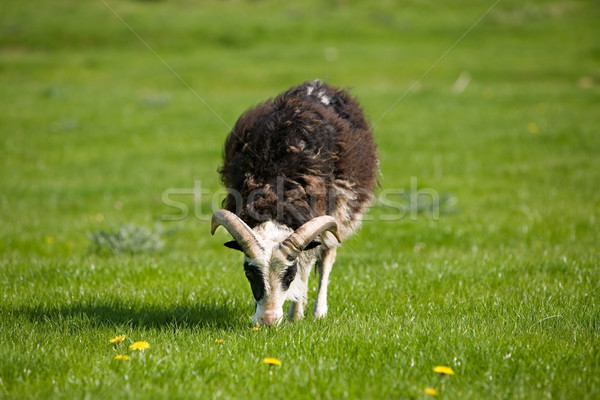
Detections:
313,247,337,319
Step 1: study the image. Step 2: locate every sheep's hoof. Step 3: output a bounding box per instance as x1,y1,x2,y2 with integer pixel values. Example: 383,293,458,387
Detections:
313,306,328,319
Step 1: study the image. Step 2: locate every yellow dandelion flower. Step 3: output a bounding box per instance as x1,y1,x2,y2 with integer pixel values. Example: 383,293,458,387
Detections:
44,236,55,244
251,326,260,331
109,334,126,344
433,366,455,375
424,387,439,396
263,357,281,366
129,341,150,351
214,339,225,343
527,122,539,134
114,354,130,361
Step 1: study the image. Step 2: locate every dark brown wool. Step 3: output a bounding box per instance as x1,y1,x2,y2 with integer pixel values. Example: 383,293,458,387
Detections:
219,81,378,230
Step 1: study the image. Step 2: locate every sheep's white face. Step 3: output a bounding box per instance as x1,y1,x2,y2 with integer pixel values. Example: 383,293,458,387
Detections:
225,221,312,326
243,252,304,326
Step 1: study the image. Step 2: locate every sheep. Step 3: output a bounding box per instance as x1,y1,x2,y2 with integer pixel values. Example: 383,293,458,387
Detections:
211,80,378,326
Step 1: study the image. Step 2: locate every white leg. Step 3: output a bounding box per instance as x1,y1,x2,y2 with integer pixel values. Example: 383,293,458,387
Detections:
313,247,337,319
288,260,311,321
288,297,307,321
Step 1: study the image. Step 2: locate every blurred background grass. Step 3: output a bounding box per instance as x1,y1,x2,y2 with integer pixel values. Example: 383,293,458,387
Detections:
2,0,597,257
1,0,599,398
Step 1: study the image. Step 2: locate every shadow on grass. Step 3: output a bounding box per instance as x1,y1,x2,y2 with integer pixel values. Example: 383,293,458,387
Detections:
16,300,249,331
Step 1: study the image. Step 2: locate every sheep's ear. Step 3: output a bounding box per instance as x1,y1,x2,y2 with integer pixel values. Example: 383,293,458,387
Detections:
303,241,321,251
224,241,244,252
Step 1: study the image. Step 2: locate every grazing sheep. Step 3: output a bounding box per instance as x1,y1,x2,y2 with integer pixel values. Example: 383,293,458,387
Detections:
212,80,378,325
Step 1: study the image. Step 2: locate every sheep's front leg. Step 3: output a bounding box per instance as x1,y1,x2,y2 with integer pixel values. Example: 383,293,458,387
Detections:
288,298,307,321
288,260,311,321
313,247,337,319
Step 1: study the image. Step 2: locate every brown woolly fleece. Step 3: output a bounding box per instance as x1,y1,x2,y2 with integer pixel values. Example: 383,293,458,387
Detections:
219,80,378,231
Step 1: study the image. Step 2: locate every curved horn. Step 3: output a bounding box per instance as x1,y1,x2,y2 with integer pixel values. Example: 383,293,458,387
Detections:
279,216,342,261
211,210,264,259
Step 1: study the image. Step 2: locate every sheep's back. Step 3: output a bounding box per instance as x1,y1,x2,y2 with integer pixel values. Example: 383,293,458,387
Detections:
219,81,378,232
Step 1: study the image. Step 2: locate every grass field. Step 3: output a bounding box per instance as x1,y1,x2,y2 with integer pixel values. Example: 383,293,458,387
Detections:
1,0,599,398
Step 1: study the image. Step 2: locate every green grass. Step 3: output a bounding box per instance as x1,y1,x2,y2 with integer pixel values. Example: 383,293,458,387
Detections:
1,0,599,398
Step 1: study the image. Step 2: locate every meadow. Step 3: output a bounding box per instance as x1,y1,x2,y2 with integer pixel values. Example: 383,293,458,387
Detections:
1,0,599,398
